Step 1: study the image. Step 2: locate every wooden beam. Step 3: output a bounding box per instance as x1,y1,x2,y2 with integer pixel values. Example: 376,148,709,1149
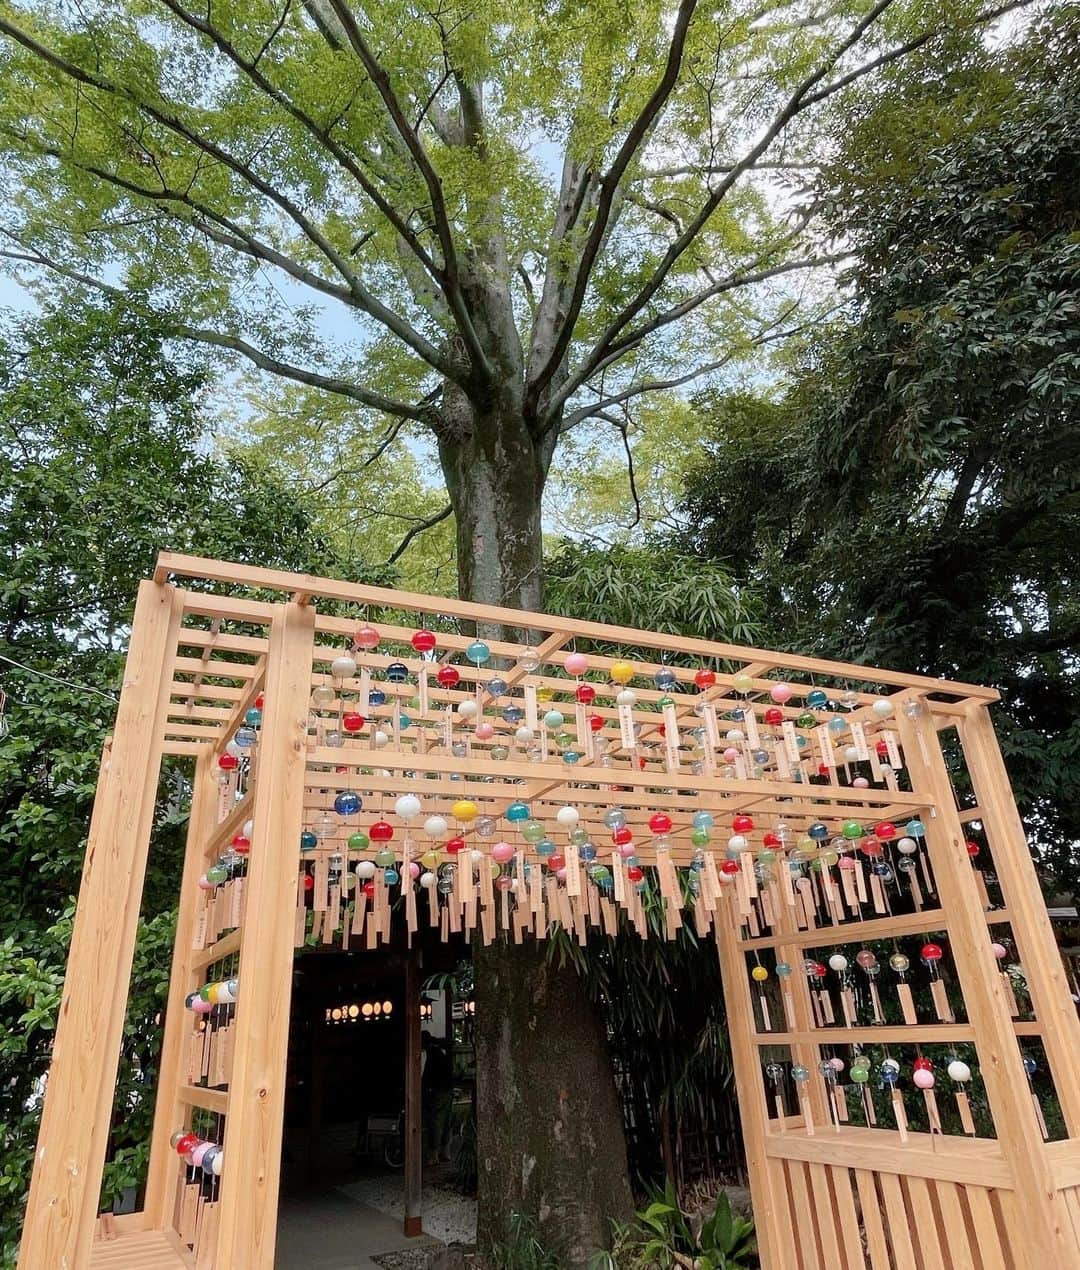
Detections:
896,700,1080,1270
145,747,221,1225
155,553,998,701
956,705,1080,1136
19,582,184,1270
214,602,316,1270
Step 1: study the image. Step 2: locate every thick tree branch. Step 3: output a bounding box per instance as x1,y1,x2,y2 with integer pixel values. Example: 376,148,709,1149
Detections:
526,0,700,409
158,0,444,285
325,0,494,383
385,503,454,564
545,252,848,427
0,10,465,383
0,234,438,424
559,0,901,402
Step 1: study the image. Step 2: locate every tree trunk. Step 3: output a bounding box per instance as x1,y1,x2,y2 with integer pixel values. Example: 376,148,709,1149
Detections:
438,402,633,1265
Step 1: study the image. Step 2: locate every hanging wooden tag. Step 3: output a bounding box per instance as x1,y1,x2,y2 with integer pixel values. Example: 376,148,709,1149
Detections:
956,1090,976,1136
757,991,771,1032
868,979,885,1024
896,982,918,1025
702,701,720,750
442,704,454,750
780,858,796,908
1000,971,1020,1018
661,701,680,755
974,869,993,911
702,853,721,912
325,886,340,942
841,987,858,1027
815,725,836,769
869,870,887,915
799,1091,815,1136
923,1089,942,1134
575,703,594,759
930,978,955,1023
883,730,903,770
314,854,330,911
358,667,371,713
781,720,800,763
618,701,636,751
194,904,209,952
849,720,870,761
418,667,429,718
854,859,868,905
840,864,859,913
404,848,417,940
891,1089,909,1142
524,683,538,731
782,987,796,1030
565,842,582,897
863,1085,877,1126
1033,1092,1050,1140
833,1085,849,1123
744,707,760,749
774,743,791,780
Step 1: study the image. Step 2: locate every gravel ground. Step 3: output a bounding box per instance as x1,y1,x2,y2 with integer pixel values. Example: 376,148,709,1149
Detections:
341,1174,477,1248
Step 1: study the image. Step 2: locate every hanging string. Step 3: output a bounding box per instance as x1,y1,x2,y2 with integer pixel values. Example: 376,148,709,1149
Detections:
0,651,119,703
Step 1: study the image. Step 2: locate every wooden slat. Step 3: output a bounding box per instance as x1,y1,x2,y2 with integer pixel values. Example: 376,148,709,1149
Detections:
155,552,1000,700
19,583,184,1270
879,1172,918,1270
145,748,220,1224
786,1159,824,1270
213,602,315,1269
90,1229,194,1268
855,1169,891,1270
958,706,1080,1136
766,1126,1012,1188
931,1181,975,1270
178,1085,228,1114
903,1175,946,1270
808,1163,845,1269
964,1186,1009,1270
829,1166,868,1270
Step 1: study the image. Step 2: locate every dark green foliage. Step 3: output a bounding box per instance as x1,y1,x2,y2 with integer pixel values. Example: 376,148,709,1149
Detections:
682,8,1080,887
594,1181,756,1269
0,296,362,1264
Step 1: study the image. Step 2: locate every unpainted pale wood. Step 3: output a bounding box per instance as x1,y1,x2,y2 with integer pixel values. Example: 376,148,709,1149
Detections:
784,1159,824,1270
19,582,184,1270
155,552,999,700
145,747,220,1226
896,701,1080,1270
213,602,315,1270
957,705,1080,1135
711,891,792,1269
854,1169,890,1269
827,1165,868,1270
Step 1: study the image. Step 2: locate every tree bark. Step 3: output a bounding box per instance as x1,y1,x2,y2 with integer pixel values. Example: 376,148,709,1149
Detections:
437,401,633,1265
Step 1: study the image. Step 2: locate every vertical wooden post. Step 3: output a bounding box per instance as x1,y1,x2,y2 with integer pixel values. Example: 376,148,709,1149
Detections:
957,704,1080,1135
19,581,184,1270
213,601,315,1270
896,700,1080,1270
145,745,220,1225
404,949,423,1237
711,889,790,1269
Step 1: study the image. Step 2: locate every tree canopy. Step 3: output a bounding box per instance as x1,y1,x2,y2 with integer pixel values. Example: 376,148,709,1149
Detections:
0,0,1032,592
681,4,1080,884
0,297,361,1264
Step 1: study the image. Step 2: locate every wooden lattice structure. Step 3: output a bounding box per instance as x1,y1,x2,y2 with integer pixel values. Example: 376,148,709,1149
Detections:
19,553,1080,1269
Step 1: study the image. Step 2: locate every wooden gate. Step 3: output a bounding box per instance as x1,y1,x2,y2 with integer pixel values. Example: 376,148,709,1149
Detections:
18,553,1080,1268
